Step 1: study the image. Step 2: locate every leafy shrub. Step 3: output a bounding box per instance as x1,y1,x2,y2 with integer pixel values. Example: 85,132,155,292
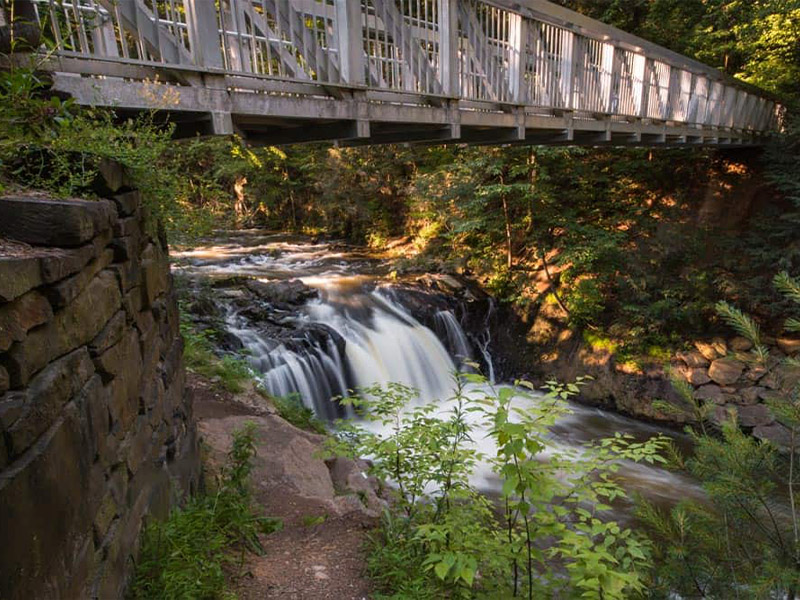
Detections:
130,424,281,600
328,375,667,599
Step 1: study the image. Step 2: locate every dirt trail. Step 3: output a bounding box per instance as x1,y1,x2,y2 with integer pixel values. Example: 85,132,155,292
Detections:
190,374,375,600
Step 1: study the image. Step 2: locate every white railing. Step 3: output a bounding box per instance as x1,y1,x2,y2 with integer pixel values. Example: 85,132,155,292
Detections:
28,0,784,134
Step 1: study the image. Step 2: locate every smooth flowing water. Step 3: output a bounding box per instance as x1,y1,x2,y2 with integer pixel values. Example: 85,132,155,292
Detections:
176,231,701,511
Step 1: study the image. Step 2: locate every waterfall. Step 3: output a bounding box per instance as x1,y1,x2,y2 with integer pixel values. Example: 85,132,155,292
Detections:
230,284,468,418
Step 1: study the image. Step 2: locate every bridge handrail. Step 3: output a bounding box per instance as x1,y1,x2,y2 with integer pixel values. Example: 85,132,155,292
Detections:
23,0,784,136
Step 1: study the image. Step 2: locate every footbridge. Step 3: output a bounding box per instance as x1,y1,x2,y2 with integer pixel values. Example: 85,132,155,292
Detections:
11,0,785,146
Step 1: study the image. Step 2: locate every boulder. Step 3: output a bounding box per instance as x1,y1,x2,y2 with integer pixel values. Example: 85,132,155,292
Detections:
747,365,768,382
753,423,794,448
737,404,773,428
694,384,723,403
739,386,766,405
708,358,745,386
676,350,709,368
245,279,318,307
777,337,800,356
0,196,115,247
684,367,711,386
730,336,754,352
694,340,722,361
0,366,8,394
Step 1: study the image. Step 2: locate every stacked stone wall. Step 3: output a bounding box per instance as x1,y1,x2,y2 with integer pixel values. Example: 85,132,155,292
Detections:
0,187,199,599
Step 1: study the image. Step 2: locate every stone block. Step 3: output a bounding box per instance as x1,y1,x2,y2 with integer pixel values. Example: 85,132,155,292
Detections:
121,417,153,475
94,158,130,195
739,386,765,405
694,340,723,361
141,260,168,308
0,289,52,352
43,249,114,309
105,348,143,435
753,423,793,447
6,347,94,458
3,270,120,387
0,403,95,600
110,234,142,263
93,329,141,384
0,256,43,302
708,358,745,386
88,310,126,357
113,216,140,238
0,196,115,247
39,229,112,283
109,260,142,294
92,491,119,548
111,190,141,218
72,374,108,462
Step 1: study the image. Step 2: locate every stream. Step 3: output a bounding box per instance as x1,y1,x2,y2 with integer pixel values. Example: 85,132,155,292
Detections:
175,231,701,517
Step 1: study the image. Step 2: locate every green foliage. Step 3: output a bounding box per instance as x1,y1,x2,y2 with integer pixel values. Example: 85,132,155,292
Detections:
130,424,282,600
268,393,327,434
180,313,252,393
0,60,215,241
327,374,667,599
714,300,769,363
641,270,800,598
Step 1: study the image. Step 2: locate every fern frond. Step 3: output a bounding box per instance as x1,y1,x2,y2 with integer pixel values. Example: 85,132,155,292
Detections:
715,301,762,347
775,271,800,305
786,317,800,334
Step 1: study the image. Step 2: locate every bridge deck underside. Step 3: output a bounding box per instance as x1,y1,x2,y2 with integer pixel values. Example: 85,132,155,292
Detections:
50,68,766,148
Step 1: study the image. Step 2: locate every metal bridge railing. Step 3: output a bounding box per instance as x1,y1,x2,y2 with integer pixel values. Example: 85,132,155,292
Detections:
28,0,784,134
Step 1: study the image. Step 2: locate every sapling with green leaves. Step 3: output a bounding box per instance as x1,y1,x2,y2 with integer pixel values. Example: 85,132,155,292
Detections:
327,373,667,599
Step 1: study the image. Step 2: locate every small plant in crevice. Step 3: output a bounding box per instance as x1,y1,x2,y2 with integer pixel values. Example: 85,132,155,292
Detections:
130,424,282,600
267,392,327,434
179,312,253,394
326,374,667,599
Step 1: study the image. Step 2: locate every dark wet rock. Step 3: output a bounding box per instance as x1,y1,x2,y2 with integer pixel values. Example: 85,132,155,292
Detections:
245,279,318,307
217,331,244,352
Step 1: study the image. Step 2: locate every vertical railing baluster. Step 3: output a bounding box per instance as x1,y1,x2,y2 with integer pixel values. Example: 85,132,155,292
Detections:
335,0,365,85
183,0,224,68
508,12,525,103
438,0,457,97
